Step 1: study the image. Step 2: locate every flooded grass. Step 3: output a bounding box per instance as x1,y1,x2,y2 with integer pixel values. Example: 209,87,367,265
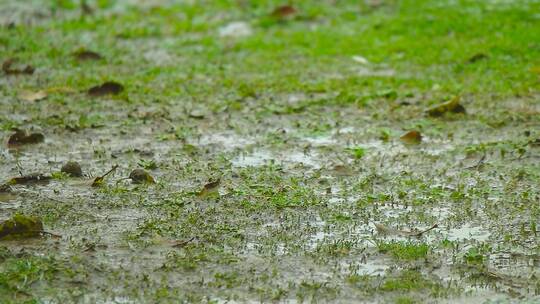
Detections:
1,0,540,303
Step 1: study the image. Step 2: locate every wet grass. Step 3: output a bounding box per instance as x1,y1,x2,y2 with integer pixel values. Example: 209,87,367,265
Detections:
0,0,539,303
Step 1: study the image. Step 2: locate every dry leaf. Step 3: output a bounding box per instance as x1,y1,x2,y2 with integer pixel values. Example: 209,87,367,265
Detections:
0,214,43,240
426,96,466,117
88,81,124,97
170,237,195,248
73,49,102,61
271,5,297,18
92,165,118,187
400,130,422,145
8,130,45,146
2,58,34,75
61,161,83,177
18,90,47,102
129,169,155,184
467,53,488,64
198,178,221,198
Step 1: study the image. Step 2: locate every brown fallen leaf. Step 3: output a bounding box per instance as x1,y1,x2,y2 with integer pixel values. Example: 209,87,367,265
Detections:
61,161,83,177
18,90,48,102
271,5,297,18
198,178,221,198
426,96,466,117
374,222,438,237
7,130,45,146
73,49,102,61
92,165,118,187
88,81,124,97
9,173,52,185
467,53,488,64
0,214,43,240
2,58,35,75
129,169,155,184
400,130,422,145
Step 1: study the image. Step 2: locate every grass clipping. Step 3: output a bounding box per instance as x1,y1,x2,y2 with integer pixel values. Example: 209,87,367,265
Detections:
0,214,44,240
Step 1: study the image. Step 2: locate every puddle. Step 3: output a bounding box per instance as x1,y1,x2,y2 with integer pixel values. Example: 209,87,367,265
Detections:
356,261,391,276
195,131,254,150
303,135,337,146
218,21,252,38
445,224,491,242
232,149,321,168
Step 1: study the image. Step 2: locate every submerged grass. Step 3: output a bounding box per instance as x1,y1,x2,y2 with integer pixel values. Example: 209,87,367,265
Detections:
0,0,539,302
377,241,430,260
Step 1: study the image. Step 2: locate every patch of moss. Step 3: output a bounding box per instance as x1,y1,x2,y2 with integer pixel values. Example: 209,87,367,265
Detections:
0,214,43,240
377,241,430,260
380,271,433,292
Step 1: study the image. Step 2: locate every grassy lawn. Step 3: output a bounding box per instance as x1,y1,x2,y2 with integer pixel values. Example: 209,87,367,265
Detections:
1,0,539,302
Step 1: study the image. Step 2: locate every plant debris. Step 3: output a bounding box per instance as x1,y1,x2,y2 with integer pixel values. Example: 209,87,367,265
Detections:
61,161,83,177
73,49,102,61
2,58,34,75
0,214,43,240
129,169,155,184
7,129,45,146
426,96,466,117
9,173,52,185
467,53,488,63
198,178,221,198
170,237,195,248
374,223,438,237
88,81,124,97
18,90,47,102
271,5,297,19
400,130,422,145
92,165,118,187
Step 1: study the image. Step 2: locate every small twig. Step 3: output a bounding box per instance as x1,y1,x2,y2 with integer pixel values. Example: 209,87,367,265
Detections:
374,222,439,237
171,237,195,248
465,153,486,170
92,165,119,187
410,224,439,237
100,165,118,179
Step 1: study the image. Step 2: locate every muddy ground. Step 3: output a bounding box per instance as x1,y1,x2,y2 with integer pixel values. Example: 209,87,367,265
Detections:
0,0,539,303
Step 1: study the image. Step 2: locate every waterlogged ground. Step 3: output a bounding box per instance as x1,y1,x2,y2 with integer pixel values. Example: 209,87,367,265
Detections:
1,0,539,303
